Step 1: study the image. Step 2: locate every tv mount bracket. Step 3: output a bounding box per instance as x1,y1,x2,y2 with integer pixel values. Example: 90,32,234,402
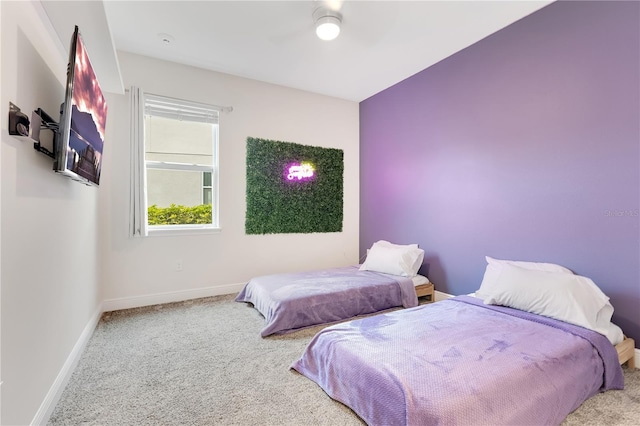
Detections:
8,102,59,159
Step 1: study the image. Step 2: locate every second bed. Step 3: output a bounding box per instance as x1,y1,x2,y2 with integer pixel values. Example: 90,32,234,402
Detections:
235,265,430,336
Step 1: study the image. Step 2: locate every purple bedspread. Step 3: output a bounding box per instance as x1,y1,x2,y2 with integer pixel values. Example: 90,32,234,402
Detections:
291,295,624,425
235,266,418,337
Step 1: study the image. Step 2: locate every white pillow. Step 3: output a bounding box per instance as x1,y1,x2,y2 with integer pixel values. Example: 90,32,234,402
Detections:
366,240,424,274
360,241,424,277
475,256,573,299
481,262,614,336
375,240,419,251
486,256,573,274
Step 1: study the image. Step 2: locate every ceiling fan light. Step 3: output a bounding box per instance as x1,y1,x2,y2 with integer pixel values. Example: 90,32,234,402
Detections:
315,15,341,41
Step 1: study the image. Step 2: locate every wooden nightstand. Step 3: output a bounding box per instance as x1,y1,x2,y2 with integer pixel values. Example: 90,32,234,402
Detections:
415,283,434,303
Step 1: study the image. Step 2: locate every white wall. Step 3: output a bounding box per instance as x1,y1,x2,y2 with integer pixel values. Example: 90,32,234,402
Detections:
0,11,358,423
0,3,3,420
0,2,102,425
100,52,360,308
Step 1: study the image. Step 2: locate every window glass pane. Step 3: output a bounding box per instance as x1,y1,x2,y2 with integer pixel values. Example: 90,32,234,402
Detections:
147,169,212,225
144,115,213,165
203,188,212,205
147,169,208,207
203,171,212,187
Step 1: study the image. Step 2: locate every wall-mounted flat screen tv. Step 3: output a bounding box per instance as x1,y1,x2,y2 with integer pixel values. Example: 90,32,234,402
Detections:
55,25,108,186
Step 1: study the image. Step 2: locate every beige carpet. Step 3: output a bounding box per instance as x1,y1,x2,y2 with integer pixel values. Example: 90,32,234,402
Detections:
49,294,639,425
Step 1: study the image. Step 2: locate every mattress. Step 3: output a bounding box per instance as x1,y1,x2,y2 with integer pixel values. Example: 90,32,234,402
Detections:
236,265,420,336
292,295,624,425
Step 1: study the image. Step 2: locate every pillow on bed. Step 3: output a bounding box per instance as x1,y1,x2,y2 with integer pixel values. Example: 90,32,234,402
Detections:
486,256,573,274
481,262,614,335
375,240,419,251
367,240,424,273
381,241,424,273
475,256,573,299
363,241,421,273
360,241,424,277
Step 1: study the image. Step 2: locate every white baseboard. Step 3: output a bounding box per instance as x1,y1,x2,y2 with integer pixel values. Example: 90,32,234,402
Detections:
31,304,103,426
102,282,246,312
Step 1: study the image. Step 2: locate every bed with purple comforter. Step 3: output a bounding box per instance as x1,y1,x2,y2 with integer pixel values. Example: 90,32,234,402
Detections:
291,295,624,425
235,265,418,337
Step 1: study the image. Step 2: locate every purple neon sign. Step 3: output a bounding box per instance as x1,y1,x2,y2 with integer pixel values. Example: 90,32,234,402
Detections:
286,162,315,181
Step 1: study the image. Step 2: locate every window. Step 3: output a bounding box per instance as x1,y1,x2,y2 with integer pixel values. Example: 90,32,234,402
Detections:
144,94,219,232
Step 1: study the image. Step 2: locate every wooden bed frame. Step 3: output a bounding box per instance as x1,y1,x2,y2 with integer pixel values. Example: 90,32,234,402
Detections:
415,283,434,302
617,336,636,368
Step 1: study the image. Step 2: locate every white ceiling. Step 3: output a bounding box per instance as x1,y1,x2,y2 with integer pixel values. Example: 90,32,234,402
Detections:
42,0,553,102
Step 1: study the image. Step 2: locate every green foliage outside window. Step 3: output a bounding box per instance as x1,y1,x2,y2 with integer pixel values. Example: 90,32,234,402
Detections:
148,204,212,225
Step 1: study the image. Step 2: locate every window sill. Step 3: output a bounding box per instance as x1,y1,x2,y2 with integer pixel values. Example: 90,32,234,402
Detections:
147,226,222,237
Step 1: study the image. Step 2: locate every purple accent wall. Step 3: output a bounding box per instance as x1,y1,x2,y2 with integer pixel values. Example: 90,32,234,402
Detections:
360,1,640,341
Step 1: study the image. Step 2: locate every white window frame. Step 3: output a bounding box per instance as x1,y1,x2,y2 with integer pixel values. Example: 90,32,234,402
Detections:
144,94,221,236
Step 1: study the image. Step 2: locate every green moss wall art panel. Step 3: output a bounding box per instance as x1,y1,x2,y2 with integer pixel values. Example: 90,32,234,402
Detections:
245,137,344,234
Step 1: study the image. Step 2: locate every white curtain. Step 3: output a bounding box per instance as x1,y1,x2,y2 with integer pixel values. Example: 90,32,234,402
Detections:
129,86,148,237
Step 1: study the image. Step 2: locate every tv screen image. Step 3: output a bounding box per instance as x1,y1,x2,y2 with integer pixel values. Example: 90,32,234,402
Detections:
55,26,107,186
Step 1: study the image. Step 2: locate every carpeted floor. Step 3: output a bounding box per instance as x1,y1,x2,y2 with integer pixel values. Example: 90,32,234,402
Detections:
49,294,639,425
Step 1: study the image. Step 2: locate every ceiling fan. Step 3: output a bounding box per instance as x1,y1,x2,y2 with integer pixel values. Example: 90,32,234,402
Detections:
267,0,398,47
312,0,344,41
